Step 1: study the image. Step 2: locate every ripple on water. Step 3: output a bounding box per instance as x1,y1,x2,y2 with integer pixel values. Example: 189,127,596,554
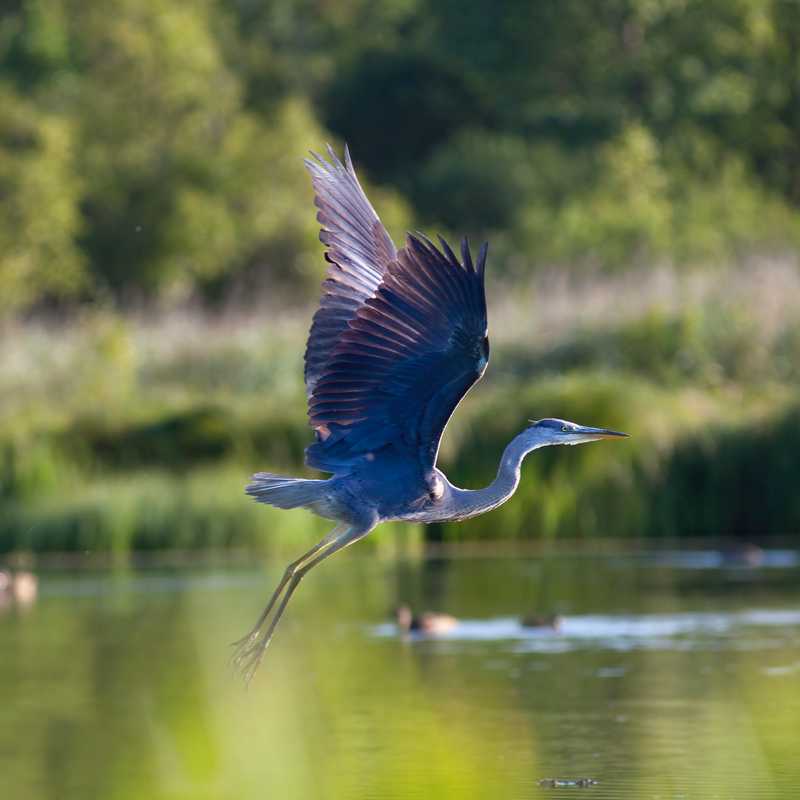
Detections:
371,608,800,653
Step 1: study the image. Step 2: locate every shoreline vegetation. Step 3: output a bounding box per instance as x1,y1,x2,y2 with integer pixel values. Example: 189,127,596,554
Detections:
3,257,799,554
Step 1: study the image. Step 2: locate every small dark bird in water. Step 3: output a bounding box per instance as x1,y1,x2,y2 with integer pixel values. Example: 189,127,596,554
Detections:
395,605,459,636
521,614,563,632
234,146,629,681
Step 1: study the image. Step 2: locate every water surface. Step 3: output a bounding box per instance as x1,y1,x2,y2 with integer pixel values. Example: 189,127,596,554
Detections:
2,545,799,799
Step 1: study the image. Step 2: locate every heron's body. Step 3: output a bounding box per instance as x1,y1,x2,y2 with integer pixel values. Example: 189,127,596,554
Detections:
234,146,627,681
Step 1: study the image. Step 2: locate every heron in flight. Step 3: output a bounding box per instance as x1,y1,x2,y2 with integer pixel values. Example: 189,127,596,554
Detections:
234,146,627,680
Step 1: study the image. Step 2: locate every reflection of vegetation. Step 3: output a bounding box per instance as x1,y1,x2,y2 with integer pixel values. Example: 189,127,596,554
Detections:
2,555,799,799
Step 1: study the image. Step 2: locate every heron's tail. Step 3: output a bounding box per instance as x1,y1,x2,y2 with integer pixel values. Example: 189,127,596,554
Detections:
245,472,329,512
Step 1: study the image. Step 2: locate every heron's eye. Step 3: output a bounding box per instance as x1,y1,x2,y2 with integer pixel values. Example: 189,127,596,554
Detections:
561,425,569,432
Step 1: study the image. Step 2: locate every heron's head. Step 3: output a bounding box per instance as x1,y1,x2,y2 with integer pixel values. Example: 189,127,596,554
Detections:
527,418,629,447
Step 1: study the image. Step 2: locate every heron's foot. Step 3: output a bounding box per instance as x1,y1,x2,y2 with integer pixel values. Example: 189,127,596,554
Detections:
231,625,273,685
229,522,360,684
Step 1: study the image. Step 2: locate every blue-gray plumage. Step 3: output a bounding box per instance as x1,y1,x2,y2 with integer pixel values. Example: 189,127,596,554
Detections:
233,145,628,681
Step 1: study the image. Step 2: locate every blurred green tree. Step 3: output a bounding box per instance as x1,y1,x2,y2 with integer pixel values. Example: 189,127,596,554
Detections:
66,0,330,299
0,0,799,311
0,83,85,314
320,0,800,269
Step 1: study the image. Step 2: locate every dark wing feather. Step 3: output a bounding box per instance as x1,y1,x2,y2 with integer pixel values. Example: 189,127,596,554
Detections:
303,145,397,397
306,234,489,474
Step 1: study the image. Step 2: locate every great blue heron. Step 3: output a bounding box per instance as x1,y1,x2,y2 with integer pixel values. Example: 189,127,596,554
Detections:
234,145,627,680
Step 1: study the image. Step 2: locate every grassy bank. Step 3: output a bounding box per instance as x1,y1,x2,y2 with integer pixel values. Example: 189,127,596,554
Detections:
1,260,799,553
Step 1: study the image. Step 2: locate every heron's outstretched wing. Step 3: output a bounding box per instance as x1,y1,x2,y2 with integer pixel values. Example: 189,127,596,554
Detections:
303,146,397,397
306,234,489,474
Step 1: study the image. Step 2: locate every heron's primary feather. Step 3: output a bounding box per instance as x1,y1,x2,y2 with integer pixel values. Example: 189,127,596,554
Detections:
303,145,397,397
306,231,489,474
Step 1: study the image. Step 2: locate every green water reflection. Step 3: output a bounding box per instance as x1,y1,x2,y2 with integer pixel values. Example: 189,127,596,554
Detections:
1,548,799,800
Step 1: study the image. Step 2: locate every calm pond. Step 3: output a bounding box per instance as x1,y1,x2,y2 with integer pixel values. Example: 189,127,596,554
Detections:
2,544,799,800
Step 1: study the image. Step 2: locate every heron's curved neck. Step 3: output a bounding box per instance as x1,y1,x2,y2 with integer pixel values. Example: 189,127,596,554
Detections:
448,430,544,519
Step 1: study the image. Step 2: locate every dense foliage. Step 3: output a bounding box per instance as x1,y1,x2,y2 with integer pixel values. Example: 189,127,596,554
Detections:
1,0,800,313
2,2,800,550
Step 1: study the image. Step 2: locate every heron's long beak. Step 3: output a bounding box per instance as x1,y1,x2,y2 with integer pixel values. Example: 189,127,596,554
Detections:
575,425,629,440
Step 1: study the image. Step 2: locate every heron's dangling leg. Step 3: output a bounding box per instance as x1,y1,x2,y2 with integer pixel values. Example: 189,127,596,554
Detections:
233,523,346,649
232,521,370,683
